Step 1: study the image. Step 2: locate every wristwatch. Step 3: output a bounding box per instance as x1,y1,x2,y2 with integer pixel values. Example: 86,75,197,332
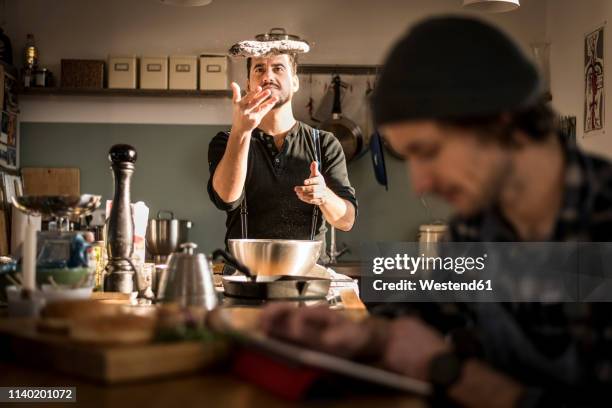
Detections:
428,351,463,389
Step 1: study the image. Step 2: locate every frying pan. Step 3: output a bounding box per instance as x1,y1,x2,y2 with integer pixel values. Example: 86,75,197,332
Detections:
222,275,330,300
212,249,330,299
321,75,363,162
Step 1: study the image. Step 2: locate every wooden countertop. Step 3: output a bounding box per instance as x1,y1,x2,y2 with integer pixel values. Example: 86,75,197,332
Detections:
0,297,424,407
0,361,426,408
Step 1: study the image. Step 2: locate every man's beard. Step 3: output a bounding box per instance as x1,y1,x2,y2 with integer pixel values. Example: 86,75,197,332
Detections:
261,83,291,110
441,157,513,217
269,88,290,109
273,94,290,109
478,157,514,212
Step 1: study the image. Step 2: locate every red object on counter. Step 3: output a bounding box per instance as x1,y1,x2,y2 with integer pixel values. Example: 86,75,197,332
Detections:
232,347,324,401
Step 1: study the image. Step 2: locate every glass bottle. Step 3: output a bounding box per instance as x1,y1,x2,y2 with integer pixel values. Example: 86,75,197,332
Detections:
24,33,38,69
91,240,107,291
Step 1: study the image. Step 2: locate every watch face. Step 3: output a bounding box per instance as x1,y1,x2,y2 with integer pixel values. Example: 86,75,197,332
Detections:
429,352,463,387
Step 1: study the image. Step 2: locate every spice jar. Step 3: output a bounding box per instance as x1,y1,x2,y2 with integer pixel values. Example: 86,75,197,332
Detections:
91,241,107,291
34,68,49,87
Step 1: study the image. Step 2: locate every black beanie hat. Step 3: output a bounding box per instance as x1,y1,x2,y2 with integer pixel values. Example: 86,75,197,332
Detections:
372,15,542,127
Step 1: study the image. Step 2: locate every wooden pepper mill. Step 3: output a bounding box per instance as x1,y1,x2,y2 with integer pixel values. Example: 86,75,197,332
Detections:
104,144,137,293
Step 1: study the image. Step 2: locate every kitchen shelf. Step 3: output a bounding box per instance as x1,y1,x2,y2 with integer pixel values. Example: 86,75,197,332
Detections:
18,87,232,98
297,64,382,76
16,64,380,98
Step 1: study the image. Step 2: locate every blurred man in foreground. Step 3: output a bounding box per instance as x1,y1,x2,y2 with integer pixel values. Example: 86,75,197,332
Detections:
260,16,612,408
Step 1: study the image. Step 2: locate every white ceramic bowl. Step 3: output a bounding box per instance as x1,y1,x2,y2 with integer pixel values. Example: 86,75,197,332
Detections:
5,285,46,317
41,284,94,302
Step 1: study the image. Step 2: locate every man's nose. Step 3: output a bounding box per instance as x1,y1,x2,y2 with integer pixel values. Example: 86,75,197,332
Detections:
261,68,276,82
408,161,434,195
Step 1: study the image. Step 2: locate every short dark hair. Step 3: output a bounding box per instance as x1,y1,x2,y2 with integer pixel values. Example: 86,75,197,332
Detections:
437,98,557,146
246,53,299,78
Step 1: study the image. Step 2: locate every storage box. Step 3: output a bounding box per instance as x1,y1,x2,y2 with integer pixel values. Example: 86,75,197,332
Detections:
60,59,104,88
169,56,197,90
140,57,168,90
199,54,228,90
108,56,137,89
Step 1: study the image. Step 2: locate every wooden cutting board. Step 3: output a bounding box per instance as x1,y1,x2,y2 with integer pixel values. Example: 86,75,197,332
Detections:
0,318,228,384
21,168,80,196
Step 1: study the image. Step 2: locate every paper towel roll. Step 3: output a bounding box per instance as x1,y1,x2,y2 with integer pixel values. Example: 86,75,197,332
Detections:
22,219,37,291
11,205,42,258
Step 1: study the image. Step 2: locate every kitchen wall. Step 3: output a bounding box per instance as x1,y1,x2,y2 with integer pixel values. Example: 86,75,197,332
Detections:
6,0,549,258
546,0,612,159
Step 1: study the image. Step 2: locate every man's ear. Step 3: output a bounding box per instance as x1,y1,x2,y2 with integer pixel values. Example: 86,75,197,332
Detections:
292,73,300,93
512,129,532,148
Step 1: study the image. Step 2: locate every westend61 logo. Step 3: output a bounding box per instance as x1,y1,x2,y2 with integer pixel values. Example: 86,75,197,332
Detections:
372,253,488,275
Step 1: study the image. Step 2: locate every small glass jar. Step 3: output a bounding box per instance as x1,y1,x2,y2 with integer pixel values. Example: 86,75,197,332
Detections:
34,68,48,87
91,241,107,291
22,67,32,88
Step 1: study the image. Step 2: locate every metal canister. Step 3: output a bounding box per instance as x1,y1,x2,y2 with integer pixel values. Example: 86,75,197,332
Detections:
418,223,447,270
417,223,447,244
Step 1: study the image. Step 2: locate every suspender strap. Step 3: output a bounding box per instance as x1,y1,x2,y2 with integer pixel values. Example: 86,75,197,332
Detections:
240,194,248,239
310,129,322,240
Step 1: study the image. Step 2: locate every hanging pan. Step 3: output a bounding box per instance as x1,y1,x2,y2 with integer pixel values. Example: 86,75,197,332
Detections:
321,75,363,162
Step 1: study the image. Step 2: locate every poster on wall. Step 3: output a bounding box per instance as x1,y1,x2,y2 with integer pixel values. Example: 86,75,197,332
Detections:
584,24,605,136
0,111,18,170
0,65,19,171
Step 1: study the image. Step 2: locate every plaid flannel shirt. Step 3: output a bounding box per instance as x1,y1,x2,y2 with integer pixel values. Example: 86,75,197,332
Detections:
446,135,612,405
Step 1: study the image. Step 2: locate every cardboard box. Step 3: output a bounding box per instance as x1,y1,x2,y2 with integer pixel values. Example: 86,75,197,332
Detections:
108,56,137,89
140,57,168,90
199,54,228,90
169,56,197,90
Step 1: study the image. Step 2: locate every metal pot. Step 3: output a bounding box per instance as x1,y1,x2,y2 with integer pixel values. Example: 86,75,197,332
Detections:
321,75,363,162
157,243,217,309
255,27,303,42
146,210,192,264
227,239,322,278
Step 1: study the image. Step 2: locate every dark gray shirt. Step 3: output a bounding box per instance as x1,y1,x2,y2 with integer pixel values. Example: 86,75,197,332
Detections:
207,121,357,262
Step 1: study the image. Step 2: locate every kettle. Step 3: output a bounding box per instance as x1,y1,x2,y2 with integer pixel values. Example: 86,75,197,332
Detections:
157,243,217,310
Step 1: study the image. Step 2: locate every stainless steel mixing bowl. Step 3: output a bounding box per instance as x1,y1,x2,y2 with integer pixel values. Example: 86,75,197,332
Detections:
227,239,322,278
12,194,102,217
